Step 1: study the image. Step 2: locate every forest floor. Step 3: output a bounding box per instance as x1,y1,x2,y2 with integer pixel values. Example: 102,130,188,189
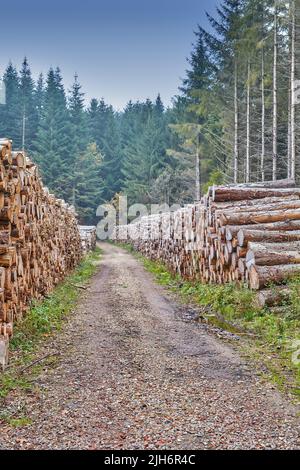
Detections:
0,242,299,450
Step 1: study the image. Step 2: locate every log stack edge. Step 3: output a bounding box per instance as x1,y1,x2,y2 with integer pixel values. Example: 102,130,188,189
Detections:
0,139,83,369
116,178,300,297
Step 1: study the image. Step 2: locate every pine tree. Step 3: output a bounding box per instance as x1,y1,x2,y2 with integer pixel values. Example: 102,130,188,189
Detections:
19,57,38,152
68,74,88,205
122,102,169,205
34,73,45,125
2,63,21,145
33,68,73,202
69,73,87,154
73,142,103,223
88,98,123,202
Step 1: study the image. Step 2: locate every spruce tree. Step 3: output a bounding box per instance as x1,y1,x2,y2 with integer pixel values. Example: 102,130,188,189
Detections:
19,57,38,151
2,63,21,146
73,142,103,223
33,68,73,202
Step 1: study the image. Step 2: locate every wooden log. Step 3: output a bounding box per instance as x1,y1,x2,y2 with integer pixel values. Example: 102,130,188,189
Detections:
211,179,296,190
246,242,300,267
212,187,300,203
255,287,291,308
11,152,26,168
212,195,300,214
226,220,300,241
237,229,300,247
249,264,300,290
221,208,300,226
216,200,300,221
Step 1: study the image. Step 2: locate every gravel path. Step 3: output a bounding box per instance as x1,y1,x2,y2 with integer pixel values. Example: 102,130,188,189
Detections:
0,242,299,449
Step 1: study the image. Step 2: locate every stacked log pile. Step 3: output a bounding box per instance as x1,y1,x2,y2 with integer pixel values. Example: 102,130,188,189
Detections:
0,139,82,366
116,179,300,296
79,226,97,253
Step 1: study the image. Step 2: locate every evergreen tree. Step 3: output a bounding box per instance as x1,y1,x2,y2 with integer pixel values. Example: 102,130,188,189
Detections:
19,57,38,151
73,142,103,223
122,99,170,205
33,68,73,202
2,63,20,145
69,73,87,154
34,73,45,125
88,98,122,202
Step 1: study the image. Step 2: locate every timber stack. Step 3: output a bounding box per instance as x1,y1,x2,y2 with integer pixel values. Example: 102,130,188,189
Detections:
116,178,300,299
79,226,97,253
0,139,82,367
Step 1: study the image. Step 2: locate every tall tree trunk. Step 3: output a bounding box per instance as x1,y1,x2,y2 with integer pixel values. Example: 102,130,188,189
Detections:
261,47,265,182
22,105,26,153
246,60,251,183
272,1,278,181
290,0,296,180
195,139,201,201
234,61,239,184
288,79,292,179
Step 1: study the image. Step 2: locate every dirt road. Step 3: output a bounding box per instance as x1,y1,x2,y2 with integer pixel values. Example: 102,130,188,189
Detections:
0,243,299,449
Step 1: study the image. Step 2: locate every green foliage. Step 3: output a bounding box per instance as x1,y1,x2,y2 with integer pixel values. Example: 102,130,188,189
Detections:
32,67,74,202
121,98,171,206
73,143,103,223
88,98,123,203
203,169,224,193
8,417,33,428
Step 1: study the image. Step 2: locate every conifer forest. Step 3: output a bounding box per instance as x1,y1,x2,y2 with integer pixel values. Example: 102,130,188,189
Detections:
1,0,299,223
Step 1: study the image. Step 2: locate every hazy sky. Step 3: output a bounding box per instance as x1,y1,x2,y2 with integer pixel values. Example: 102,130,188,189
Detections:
0,0,217,110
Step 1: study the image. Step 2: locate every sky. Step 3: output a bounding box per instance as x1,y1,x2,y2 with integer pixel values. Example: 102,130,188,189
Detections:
0,0,217,110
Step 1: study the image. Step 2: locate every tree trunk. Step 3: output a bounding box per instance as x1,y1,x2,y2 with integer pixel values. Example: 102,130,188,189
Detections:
290,0,296,180
234,61,239,184
246,60,251,183
272,2,278,181
22,105,26,153
261,47,265,182
195,141,201,202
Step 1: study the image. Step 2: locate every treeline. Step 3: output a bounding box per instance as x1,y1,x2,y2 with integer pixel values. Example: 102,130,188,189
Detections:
0,59,193,222
0,1,299,222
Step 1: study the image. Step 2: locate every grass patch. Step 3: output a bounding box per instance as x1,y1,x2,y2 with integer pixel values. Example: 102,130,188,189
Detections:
8,416,33,428
118,243,300,400
0,247,101,423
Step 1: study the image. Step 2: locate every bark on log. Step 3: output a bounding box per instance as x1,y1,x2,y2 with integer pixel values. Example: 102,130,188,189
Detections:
237,229,300,247
212,187,300,203
211,179,295,191
246,242,300,267
216,200,300,221
249,264,300,290
221,208,300,226
226,220,300,241
255,287,291,308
